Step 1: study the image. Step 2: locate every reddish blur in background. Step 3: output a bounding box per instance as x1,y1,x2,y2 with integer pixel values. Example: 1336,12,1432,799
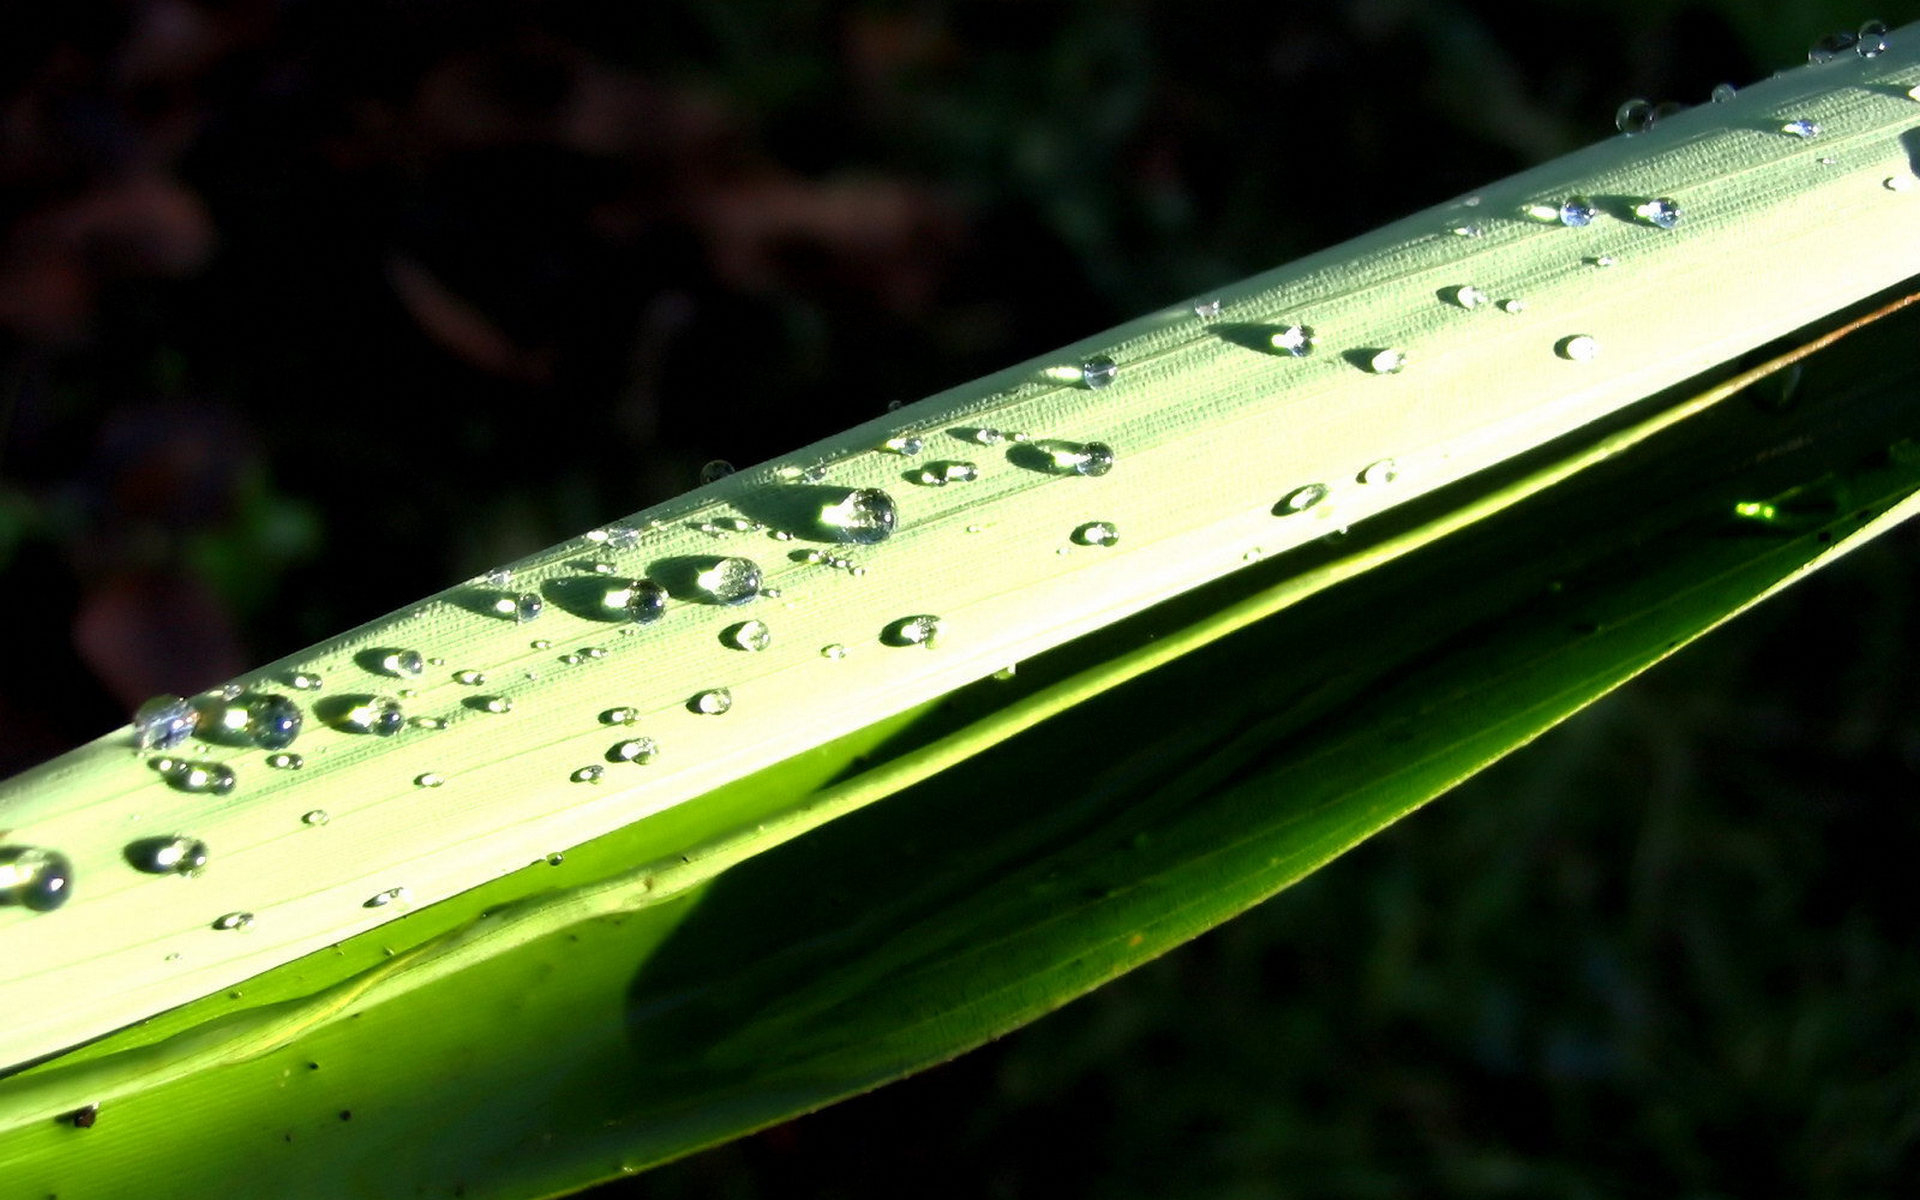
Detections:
6,4,1919,1198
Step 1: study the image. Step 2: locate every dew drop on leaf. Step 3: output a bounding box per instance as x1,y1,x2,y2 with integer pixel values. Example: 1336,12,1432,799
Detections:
1710,82,1737,103
301,809,329,826
1780,118,1821,139
1275,484,1331,514
1615,98,1656,134
1366,349,1408,374
818,488,898,544
608,737,659,763
884,615,943,647
571,766,604,784
342,696,405,736
154,757,237,795
267,752,304,770
1634,198,1682,229
247,694,302,750
126,835,209,876
1808,31,1858,63
289,671,323,691
1557,196,1596,227
883,434,925,456
1079,355,1119,389
133,695,198,753
1556,335,1601,361
364,887,409,908
0,846,74,911
212,911,253,931
914,461,979,486
1071,521,1119,546
413,773,445,788
378,650,425,678
690,689,733,715
1270,324,1316,356
722,619,772,652
693,558,763,605
1358,459,1399,485
700,460,736,485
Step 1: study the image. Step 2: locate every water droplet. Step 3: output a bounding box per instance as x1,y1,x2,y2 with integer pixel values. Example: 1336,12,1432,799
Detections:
126,835,209,876
883,434,924,456
477,696,513,715
546,853,564,867
364,887,409,908
377,650,424,678
1447,285,1489,310
1780,118,1821,139
1634,198,1682,229
134,696,198,753
700,460,736,485
1709,82,1737,104
289,671,323,691
1858,20,1890,56
1193,299,1222,318
267,752,304,770
1586,254,1616,268
301,809,329,826
1448,223,1484,238
604,524,642,550
212,911,253,931
154,758,238,795
692,557,763,605
246,694,302,750
513,593,543,623
1556,335,1601,362
1026,440,1115,476
1275,483,1330,514
0,846,74,911
587,561,617,575
820,643,848,659
1071,521,1119,546
608,737,659,763
1615,98,1656,135
958,427,1004,446
1365,349,1407,374
1270,324,1316,356
579,646,607,660
571,765,604,784
722,619,772,652
452,670,487,687
914,461,980,486
335,695,403,736
1497,298,1526,314
1079,355,1118,389
964,523,983,533
413,772,445,788
818,488,898,544
408,716,447,731
1886,175,1915,192
1557,196,1596,227
690,689,733,715
1358,459,1398,485
1808,31,1858,63
883,615,942,647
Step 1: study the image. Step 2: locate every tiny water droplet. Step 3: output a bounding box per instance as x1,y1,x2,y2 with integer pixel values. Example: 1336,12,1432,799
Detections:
1365,349,1407,374
1808,31,1858,63
1275,483,1330,514
600,707,640,726
915,461,980,486
481,566,514,587
0,847,74,911
690,689,733,715
134,695,198,753
1615,98,1656,135
378,650,425,678
1448,285,1490,310
1270,324,1316,356
478,696,513,714
1709,82,1737,103
883,434,924,456
267,752,304,770
126,835,209,876
1556,334,1601,362
722,619,772,652
289,671,323,691
408,715,447,731
818,488,898,544
1558,196,1597,227
1634,198,1682,229
155,758,238,795
1358,459,1398,485
342,696,405,736
588,561,617,575
821,643,848,659
414,772,445,788
571,765,604,784
1071,521,1119,546
959,427,1004,445
247,694,303,750
1193,299,1222,318
1497,297,1526,314
608,737,659,763
1448,223,1484,238
883,614,942,647
692,557,763,605
365,887,409,908
603,524,642,550
1586,254,1616,268
213,911,254,931
1780,118,1821,139
454,670,487,686
1079,354,1119,389
1028,441,1115,476
700,460,736,484
301,808,329,826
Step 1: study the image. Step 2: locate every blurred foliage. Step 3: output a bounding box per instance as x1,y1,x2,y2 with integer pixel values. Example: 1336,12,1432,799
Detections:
1,1,1916,1195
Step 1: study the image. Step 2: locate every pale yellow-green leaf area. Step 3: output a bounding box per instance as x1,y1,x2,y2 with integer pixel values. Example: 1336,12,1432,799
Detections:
3,35,1918,1073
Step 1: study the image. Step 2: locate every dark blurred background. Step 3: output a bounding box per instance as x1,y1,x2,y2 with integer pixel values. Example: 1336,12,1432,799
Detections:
3,1,1918,1196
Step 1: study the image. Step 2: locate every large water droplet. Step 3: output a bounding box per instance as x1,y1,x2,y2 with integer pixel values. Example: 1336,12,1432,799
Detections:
1556,334,1601,362
1446,285,1489,310
134,696,199,753
818,488,898,544
341,696,405,736
1558,196,1596,227
1365,349,1407,375
1071,521,1119,546
1615,98,1656,135
153,757,238,795
414,772,446,788
514,593,543,623
622,579,669,624
608,737,659,763
1275,484,1330,514
1780,118,1822,139
914,461,980,486
571,765,605,784
476,696,514,714
700,460,736,485
1358,459,1398,485
247,694,303,750
126,835,209,876
212,911,253,931
377,650,425,678
884,615,942,647
690,689,733,715
0,846,74,911
722,619,772,652
883,434,924,456
1634,198,1682,229
1709,82,1737,104
1857,19,1889,56
301,809,329,826
1079,355,1118,388
692,557,763,605
1024,440,1115,477
1270,324,1316,356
